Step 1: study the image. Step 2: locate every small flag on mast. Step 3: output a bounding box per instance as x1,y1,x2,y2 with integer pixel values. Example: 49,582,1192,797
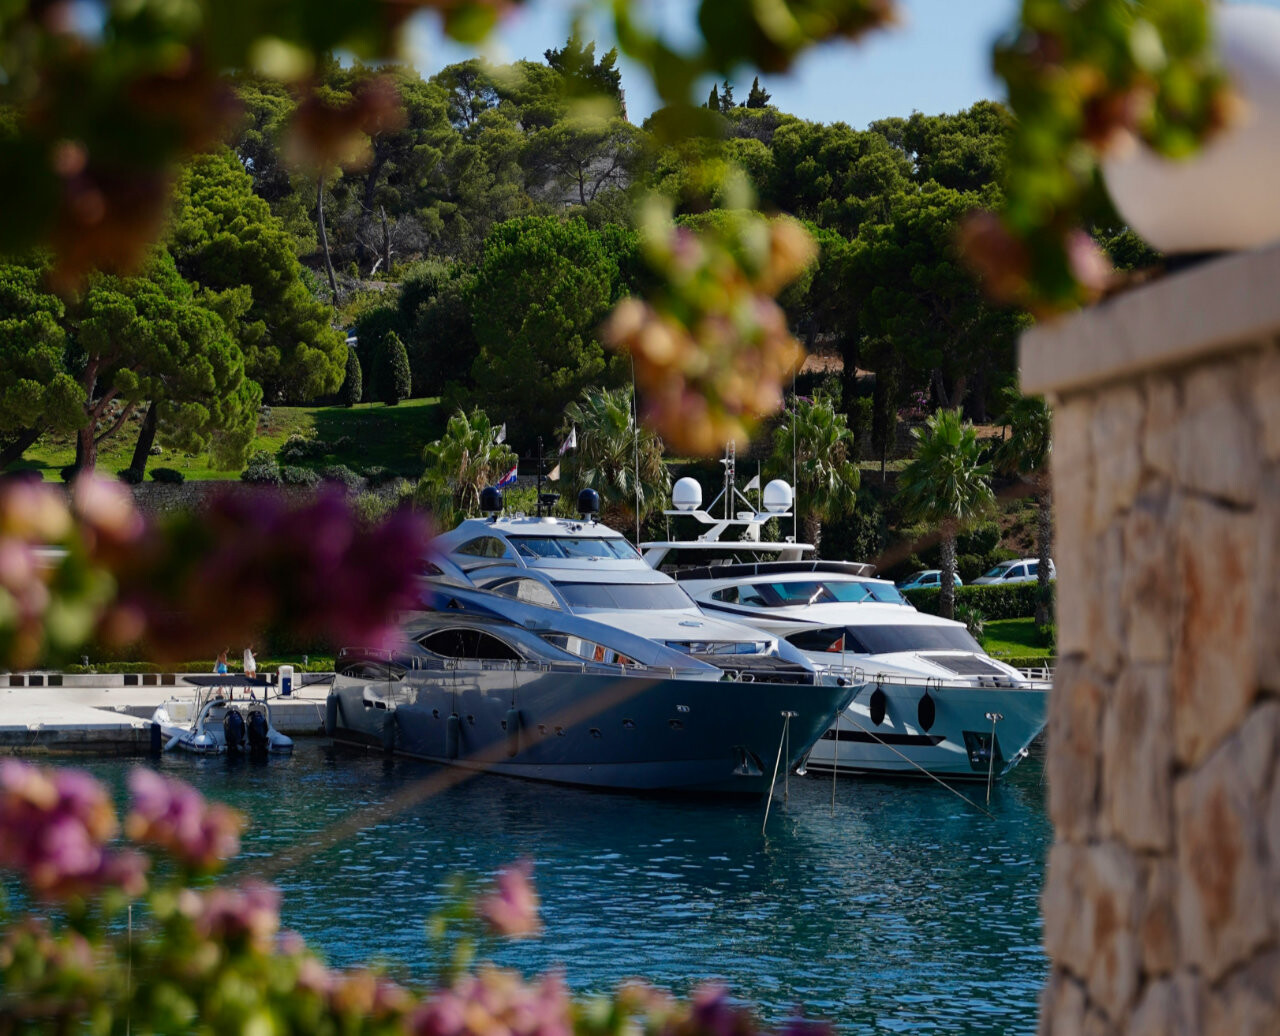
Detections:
547,463,561,481
559,427,576,454
495,423,506,444
495,464,518,488
744,474,761,492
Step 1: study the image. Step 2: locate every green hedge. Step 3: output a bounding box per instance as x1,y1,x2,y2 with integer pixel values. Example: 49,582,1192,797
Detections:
902,580,1055,620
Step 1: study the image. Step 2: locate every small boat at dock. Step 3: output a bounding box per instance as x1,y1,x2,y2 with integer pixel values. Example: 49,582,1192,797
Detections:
151,676,294,756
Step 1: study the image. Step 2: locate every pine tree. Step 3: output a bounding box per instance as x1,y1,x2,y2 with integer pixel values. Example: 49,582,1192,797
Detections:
746,76,772,109
341,345,362,407
707,84,720,110
376,332,411,406
719,80,735,112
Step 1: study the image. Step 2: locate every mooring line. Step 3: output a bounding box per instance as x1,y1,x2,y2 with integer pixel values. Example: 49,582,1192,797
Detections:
762,711,796,836
829,711,995,819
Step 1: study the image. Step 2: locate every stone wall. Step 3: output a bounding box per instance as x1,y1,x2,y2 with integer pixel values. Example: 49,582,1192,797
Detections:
1021,245,1280,1034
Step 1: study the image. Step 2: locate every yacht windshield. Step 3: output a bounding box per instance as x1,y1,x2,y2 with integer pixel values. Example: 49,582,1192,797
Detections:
555,581,695,610
714,580,904,607
510,536,640,560
789,624,982,654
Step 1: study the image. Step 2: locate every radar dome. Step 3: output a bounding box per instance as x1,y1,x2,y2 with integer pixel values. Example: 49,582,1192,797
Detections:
479,486,504,514
762,479,793,514
672,477,702,512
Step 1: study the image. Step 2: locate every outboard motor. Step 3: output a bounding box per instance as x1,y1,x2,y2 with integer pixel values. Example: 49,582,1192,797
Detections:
223,708,245,755
247,709,270,757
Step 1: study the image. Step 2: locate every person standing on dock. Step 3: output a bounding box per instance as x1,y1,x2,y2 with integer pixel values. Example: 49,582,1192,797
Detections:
243,645,256,682
214,648,229,699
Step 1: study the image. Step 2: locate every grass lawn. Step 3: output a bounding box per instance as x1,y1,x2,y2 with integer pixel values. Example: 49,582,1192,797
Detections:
10,397,445,481
980,617,1054,660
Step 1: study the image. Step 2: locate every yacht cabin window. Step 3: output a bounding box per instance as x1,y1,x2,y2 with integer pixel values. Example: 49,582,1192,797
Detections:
710,580,905,607
418,628,522,661
509,535,641,560
455,537,511,559
486,577,562,609
787,624,982,655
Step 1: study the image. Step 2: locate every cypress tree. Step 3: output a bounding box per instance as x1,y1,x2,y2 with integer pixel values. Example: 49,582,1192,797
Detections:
377,331,411,406
707,84,719,110
341,345,362,407
746,76,772,108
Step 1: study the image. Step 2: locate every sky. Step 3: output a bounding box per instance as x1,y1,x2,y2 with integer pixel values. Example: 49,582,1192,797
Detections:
405,0,1280,130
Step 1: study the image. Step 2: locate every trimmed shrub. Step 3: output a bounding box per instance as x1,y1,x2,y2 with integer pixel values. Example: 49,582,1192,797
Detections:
903,580,1054,620
361,465,397,485
279,465,321,488
320,464,364,493
116,467,144,485
150,467,184,484
241,451,281,485
278,434,326,463
376,331,411,406
340,344,362,407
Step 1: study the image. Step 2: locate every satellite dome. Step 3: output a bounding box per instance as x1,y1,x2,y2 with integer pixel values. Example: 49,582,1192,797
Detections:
762,479,793,514
479,486,504,514
577,488,601,517
672,477,702,512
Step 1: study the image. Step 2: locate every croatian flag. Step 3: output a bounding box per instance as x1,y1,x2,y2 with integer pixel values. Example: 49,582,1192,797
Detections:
496,464,518,488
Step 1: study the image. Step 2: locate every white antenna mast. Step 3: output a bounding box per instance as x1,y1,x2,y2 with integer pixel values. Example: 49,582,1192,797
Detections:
632,356,641,544
791,374,798,543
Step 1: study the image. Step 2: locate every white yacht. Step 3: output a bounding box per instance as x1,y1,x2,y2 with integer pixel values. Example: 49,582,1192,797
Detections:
326,489,860,796
641,476,1049,782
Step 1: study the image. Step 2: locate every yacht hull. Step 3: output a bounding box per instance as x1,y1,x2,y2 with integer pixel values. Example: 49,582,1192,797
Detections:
327,666,858,796
802,679,1047,780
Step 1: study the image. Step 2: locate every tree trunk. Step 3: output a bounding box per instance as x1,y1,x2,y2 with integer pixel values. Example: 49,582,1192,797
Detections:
129,400,159,475
1035,481,1054,628
76,423,96,472
804,512,822,554
317,174,339,302
379,205,392,275
939,528,957,620
0,427,42,468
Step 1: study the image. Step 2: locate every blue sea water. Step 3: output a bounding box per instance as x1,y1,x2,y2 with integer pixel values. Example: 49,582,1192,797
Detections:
71,745,1051,1034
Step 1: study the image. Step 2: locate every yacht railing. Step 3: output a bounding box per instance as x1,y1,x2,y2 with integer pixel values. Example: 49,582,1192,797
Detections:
1017,665,1055,682
815,665,1052,692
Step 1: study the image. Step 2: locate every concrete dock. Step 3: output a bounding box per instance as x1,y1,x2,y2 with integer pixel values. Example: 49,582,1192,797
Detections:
0,673,334,755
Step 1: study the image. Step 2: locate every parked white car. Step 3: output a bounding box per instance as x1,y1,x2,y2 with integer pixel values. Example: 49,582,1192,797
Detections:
971,558,1056,585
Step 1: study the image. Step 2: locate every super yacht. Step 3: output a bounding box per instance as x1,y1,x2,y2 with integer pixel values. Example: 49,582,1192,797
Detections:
326,489,860,796
641,475,1049,782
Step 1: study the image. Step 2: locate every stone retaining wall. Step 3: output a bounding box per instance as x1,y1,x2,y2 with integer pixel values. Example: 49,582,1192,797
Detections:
1021,244,1280,1034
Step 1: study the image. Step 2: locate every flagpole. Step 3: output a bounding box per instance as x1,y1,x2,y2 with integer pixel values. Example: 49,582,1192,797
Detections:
536,437,543,517
632,355,640,545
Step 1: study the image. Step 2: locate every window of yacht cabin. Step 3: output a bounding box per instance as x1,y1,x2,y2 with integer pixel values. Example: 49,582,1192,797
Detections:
487,577,562,609
509,536,640,560
788,624,983,654
554,581,695,610
418,628,522,660
456,537,510,559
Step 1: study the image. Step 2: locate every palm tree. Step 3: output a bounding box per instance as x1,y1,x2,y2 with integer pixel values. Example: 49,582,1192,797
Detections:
994,389,1054,626
896,408,994,620
769,394,861,552
418,408,516,527
561,387,669,535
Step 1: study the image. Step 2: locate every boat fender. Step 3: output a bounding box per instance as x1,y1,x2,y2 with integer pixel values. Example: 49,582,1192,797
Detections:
446,713,461,759
918,692,936,733
505,707,521,757
223,709,246,754
149,721,162,757
325,695,339,736
869,688,887,726
381,711,396,754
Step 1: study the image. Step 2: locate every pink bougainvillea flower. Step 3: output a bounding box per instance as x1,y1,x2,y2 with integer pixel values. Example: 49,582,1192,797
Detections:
125,767,243,871
411,966,571,1036
478,859,541,938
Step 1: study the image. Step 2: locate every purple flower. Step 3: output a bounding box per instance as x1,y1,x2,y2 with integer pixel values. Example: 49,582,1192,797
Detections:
411,967,571,1036
0,761,144,899
180,880,282,953
125,767,243,871
478,859,541,938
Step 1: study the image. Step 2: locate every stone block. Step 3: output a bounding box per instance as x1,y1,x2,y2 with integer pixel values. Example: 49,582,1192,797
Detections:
1084,526,1125,677
1174,724,1274,981
1254,344,1280,461
1042,842,1091,977
1138,858,1180,976
1038,971,1087,1036
1046,659,1103,840
1052,397,1096,656
1257,466,1280,693
1172,497,1258,767
1090,385,1145,529
1174,360,1260,506
1128,976,1206,1036
1202,950,1280,1036
1078,842,1142,1021
1122,487,1177,664
1142,375,1179,480
1102,665,1173,852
